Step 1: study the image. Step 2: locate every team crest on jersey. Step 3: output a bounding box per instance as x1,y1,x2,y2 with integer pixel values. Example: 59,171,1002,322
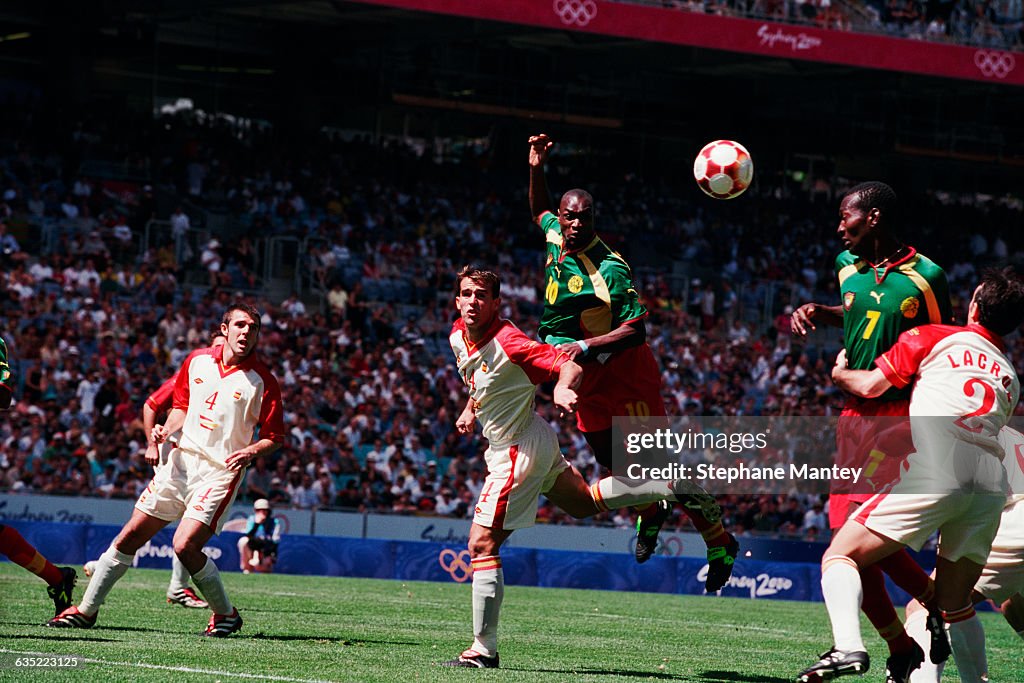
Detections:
843,292,855,311
233,391,242,400
900,296,919,318
481,361,489,373
194,377,204,384
568,275,584,294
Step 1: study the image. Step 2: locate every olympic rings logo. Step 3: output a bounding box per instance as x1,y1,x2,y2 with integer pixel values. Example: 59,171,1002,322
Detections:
974,50,1016,79
438,548,473,583
553,0,597,27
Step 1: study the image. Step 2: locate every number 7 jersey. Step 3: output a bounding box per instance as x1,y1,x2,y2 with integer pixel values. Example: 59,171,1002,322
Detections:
172,347,285,465
837,247,951,400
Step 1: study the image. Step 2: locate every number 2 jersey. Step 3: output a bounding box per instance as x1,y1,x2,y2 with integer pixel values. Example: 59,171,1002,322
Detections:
172,347,285,465
837,247,951,401
876,322,1019,455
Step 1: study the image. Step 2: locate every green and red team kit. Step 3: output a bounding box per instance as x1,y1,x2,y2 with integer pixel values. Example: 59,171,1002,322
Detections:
536,211,664,432
832,246,952,516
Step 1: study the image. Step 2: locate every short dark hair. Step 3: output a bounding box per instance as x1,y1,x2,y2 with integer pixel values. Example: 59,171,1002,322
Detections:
975,267,1024,336
222,302,262,331
843,182,898,223
455,265,500,298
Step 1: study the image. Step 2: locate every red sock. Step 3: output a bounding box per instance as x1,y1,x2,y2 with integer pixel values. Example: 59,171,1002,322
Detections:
877,548,934,605
0,525,63,586
860,563,915,655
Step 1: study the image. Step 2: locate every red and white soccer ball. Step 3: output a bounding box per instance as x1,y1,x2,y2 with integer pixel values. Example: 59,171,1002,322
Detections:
693,140,754,200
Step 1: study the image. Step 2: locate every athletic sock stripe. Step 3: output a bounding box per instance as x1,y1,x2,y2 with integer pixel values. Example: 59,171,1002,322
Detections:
941,605,976,624
822,555,858,571
590,483,609,512
471,556,501,571
878,618,905,641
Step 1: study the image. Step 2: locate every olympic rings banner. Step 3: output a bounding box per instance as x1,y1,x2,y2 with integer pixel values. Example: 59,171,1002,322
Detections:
2,521,949,607
353,0,1022,85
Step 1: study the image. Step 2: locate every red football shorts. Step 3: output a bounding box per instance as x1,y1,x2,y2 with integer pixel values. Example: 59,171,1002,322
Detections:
829,396,912,529
575,344,666,433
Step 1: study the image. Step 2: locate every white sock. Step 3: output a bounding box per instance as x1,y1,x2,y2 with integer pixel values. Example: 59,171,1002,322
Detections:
470,555,503,657
590,477,671,512
947,609,988,683
79,546,134,616
191,557,234,616
905,608,942,683
821,556,865,652
167,555,190,595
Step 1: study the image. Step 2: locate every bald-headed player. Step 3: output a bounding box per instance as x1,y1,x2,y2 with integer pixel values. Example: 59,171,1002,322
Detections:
528,133,736,591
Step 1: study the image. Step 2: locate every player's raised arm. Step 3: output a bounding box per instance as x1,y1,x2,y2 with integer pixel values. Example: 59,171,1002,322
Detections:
528,133,555,222
791,302,844,337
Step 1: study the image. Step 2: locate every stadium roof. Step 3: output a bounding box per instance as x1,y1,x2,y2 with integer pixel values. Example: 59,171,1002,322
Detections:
0,1,1020,191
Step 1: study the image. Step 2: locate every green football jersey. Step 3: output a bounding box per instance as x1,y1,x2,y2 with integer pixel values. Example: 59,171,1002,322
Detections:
836,248,951,399
537,212,647,346
0,336,11,390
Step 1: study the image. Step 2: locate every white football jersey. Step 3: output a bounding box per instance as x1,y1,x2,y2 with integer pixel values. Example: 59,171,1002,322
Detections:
999,426,1024,505
877,323,1019,455
172,347,285,465
450,318,570,447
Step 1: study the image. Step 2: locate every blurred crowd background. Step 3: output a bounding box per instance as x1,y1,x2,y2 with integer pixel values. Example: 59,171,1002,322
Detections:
0,102,1020,542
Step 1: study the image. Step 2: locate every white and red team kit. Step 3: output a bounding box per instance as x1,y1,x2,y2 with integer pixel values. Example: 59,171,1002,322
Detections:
136,346,284,533
449,318,571,530
855,323,1020,564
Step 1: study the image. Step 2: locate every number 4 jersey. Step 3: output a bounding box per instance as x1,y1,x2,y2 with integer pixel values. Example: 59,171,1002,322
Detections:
837,247,951,400
172,347,285,465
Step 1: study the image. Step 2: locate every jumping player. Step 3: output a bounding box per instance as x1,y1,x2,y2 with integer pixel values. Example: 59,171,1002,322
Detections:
528,134,736,591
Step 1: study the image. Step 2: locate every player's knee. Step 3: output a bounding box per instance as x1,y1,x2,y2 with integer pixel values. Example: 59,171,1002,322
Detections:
467,534,498,558
172,536,201,560
237,537,249,551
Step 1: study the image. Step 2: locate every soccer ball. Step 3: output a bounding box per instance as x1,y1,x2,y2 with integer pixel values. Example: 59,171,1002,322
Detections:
693,140,754,199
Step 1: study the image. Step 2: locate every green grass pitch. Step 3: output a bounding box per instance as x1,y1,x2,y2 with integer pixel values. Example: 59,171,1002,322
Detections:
0,563,1019,681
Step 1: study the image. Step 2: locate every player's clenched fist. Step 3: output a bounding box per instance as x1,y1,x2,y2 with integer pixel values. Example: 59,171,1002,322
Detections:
529,133,553,167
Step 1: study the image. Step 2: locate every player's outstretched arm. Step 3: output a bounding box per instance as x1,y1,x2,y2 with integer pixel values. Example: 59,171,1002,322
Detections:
791,302,843,337
528,133,555,222
831,349,892,398
556,319,645,363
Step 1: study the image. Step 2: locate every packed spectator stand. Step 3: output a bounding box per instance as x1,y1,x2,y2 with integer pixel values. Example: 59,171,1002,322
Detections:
0,107,1021,544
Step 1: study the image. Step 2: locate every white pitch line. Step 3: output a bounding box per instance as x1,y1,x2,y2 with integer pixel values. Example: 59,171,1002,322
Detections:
0,649,336,683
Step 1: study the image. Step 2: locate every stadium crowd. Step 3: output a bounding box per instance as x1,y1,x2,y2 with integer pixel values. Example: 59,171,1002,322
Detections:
0,109,1021,541
648,0,1024,50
